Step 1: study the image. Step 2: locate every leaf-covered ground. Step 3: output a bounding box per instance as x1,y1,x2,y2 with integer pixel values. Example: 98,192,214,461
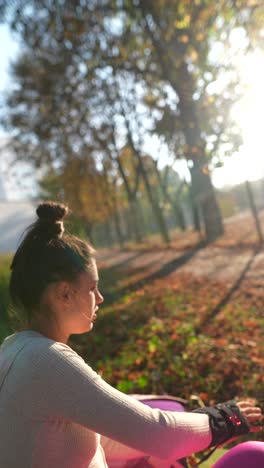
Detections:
70,211,264,405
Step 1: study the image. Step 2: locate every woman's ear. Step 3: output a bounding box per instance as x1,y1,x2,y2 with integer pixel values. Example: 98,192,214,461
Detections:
56,282,72,303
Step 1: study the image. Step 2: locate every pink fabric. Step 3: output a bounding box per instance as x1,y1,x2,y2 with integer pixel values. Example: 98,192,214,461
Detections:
139,401,264,468
140,399,185,412
214,441,264,468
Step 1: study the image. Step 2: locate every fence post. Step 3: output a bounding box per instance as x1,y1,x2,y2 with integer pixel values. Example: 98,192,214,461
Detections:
245,180,263,244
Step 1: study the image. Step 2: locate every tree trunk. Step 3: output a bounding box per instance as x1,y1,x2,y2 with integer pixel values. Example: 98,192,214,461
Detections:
122,198,144,243
112,209,125,248
152,161,186,230
103,220,114,247
115,156,143,243
124,207,133,241
245,180,263,244
141,13,224,241
137,156,170,243
188,181,201,232
172,203,186,231
124,144,170,243
118,99,170,243
190,158,224,240
176,63,224,241
84,221,95,245
123,201,142,243
128,197,144,243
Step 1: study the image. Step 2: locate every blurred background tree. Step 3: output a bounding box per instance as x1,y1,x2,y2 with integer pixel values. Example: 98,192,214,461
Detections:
0,0,263,244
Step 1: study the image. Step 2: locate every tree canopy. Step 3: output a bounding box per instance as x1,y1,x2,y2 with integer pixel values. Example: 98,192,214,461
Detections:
1,0,263,242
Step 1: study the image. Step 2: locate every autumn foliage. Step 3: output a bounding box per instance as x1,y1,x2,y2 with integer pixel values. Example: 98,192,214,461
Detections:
70,214,264,407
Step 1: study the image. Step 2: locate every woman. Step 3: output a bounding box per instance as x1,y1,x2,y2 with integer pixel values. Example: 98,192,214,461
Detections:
0,201,262,468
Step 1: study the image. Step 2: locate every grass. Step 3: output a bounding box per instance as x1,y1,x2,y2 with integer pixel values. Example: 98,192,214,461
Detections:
0,255,13,342
200,448,227,467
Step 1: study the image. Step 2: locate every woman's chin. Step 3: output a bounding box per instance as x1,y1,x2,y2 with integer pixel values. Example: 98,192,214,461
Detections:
73,321,94,334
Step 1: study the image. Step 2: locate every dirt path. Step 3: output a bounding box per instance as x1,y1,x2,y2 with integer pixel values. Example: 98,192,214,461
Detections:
97,211,264,311
98,212,264,280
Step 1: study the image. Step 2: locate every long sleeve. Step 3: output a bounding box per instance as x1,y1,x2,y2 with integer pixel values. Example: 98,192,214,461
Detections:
11,338,212,462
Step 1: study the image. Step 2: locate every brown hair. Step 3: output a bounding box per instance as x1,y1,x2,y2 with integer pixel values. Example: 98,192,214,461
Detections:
9,201,95,325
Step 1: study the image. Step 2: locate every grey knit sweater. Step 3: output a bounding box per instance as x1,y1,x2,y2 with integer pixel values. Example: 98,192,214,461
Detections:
0,331,211,467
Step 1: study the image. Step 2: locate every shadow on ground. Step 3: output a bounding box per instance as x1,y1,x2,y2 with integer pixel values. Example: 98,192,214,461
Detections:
100,240,207,305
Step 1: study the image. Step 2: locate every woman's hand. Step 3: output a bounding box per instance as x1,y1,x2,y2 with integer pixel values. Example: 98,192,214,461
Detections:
215,399,263,448
236,399,263,433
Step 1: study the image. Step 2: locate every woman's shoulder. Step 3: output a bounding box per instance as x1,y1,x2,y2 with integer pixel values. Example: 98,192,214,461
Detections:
4,330,84,366
23,331,81,354
15,332,100,390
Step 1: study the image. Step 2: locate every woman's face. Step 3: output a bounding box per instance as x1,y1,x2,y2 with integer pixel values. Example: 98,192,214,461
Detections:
68,261,104,333
29,260,104,343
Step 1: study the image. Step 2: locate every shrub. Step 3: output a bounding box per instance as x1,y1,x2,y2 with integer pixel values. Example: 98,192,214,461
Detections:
0,255,12,342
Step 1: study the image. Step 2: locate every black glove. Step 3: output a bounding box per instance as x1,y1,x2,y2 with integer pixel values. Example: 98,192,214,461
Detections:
193,400,250,447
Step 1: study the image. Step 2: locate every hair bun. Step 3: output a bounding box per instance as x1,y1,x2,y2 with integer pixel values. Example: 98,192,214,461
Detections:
36,202,69,239
36,201,68,223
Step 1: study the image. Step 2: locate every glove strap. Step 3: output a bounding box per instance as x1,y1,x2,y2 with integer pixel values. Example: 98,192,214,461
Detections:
193,399,250,447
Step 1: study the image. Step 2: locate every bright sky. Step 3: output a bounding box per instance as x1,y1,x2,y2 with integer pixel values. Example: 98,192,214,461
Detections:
0,25,38,200
0,24,264,199
0,25,19,92
212,48,264,188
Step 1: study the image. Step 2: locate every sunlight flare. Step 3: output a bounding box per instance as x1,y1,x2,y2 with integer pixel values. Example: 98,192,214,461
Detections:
213,50,264,188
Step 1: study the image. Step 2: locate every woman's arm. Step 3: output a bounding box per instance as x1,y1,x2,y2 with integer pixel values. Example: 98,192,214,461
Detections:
16,339,211,461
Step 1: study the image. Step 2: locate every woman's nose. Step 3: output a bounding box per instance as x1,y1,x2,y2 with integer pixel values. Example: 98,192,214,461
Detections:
96,290,104,304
